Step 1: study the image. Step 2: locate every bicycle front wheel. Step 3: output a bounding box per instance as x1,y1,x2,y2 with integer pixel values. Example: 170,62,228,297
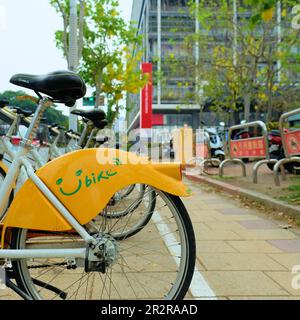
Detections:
11,191,196,300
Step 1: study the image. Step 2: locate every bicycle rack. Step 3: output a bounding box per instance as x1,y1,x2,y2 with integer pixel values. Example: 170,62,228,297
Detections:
219,121,273,183
186,130,221,175
274,108,300,186
197,131,221,168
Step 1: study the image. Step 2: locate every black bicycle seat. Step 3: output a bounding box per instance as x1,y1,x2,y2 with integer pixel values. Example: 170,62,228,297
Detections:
13,107,34,117
71,109,107,129
10,71,86,107
0,100,8,108
96,119,108,130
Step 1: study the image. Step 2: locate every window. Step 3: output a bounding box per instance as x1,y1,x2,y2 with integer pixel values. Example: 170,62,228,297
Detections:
165,114,193,127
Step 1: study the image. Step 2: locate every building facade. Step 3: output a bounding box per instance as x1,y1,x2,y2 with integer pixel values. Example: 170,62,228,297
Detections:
126,0,297,133
127,0,200,133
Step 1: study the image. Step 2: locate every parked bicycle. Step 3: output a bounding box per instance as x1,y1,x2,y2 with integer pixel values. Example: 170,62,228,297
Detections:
0,71,196,300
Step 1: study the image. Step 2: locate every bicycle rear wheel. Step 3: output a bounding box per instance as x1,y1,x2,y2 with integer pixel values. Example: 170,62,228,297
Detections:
96,184,156,240
11,191,196,300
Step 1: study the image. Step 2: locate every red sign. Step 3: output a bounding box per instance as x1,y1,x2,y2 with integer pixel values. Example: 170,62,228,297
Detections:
152,114,164,126
230,137,267,158
140,63,153,129
284,130,300,156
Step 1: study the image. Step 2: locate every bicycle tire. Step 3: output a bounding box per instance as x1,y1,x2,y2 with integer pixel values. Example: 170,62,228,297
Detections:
11,191,196,300
100,185,156,240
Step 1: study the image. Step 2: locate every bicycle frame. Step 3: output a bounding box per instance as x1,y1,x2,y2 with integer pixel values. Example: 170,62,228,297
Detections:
0,98,188,262
0,99,97,260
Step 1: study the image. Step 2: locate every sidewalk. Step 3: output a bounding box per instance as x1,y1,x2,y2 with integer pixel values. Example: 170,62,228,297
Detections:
1,178,300,300
191,161,300,206
184,178,300,299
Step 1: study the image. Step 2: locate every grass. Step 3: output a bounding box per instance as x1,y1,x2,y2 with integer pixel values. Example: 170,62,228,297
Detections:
279,177,300,205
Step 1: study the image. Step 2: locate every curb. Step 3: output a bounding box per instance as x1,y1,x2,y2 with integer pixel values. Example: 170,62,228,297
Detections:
185,173,300,217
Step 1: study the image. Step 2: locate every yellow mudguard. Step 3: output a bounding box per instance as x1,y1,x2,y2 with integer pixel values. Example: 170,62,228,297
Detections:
2,149,190,233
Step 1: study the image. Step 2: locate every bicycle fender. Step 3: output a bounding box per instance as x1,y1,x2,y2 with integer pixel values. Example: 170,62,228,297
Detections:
2,148,191,235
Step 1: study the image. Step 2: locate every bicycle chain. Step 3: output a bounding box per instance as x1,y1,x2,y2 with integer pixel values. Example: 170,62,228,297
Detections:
28,262,67,269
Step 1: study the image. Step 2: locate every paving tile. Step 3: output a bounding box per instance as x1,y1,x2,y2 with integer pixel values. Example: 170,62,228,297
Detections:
268,240,300,253
218,208,253,215
192,222,212,235
202,198,232,204
198,253,286,271
238,220,279,230
268,253,300,270
227,241,282,253
195,230,241,241
0,290,21,300
200,271,289,296
266,272,300,296
212,213,261,222
187,210,219,222
204,203,238,210
196,241,237,254
204,221,246,232
234,229,298,240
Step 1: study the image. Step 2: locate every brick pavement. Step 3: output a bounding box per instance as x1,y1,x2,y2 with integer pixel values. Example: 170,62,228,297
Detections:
1,179,300,300
184,179,300,300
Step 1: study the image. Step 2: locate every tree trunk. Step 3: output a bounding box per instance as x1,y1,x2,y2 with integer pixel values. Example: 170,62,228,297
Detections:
95,72,103,109
255,105,260,121
243,93,251,123
266,93,273,123
78,0,85,63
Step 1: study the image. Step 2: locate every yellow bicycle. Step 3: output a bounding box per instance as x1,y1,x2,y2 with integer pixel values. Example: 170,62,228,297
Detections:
0,71,195,300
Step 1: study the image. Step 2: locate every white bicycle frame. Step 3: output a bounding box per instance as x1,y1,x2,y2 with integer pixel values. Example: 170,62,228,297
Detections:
0,98,98,261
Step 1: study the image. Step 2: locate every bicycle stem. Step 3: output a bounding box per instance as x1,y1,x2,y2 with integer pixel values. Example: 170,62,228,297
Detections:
20,98,48,148
84,128,97,149
6,113,21,138
77,122,88,148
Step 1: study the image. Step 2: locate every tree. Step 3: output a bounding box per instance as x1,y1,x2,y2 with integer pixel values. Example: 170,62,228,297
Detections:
50,0,85,68
0,91,68,126
50,0,148,127
169,0,300,125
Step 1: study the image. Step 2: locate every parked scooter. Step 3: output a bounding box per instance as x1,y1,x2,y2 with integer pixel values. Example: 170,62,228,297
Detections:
204,126,226,165
267,129,300,174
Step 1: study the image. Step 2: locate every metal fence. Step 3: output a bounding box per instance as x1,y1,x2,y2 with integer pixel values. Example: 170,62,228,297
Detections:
219,121,274,184
274,108,300,186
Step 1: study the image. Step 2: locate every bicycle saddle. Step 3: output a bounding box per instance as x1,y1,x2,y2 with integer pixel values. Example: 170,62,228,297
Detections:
10,71,86,107
0,100,8,108
71,109,107,129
